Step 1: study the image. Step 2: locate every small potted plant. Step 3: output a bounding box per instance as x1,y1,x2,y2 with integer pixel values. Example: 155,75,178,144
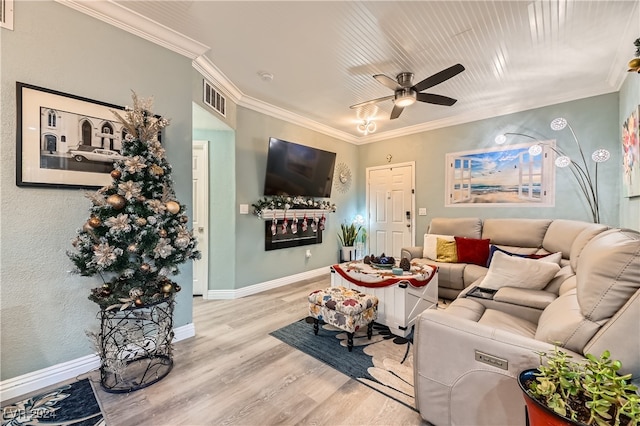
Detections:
518,346,640,426
338,222,362,262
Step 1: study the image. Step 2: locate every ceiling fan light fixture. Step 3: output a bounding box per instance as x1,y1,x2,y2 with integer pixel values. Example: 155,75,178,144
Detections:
394,89,416,107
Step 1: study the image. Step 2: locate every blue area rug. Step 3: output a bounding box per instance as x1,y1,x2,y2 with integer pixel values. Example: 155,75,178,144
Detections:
270,317,416,411
1,379,105,426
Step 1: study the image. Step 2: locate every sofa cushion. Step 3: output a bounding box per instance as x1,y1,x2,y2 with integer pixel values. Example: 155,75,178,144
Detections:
534,288,599,352
543,220,607,260
415,258,466,291
568,223,609,271
443,297,485,321
436,238,458,262
428,217,482,239
463,264,488,287
480,251,560,290
481,218,551,248
478,309,537,338
454,237,490,266
576,228,640,322
423,234,455,260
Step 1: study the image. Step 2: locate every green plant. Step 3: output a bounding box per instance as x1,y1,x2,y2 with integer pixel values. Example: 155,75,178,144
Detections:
338,222,362,247
527,347,640,426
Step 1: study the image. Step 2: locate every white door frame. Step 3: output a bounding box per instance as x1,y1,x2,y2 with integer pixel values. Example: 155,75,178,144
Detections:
192,140,209,297
365,161,416,253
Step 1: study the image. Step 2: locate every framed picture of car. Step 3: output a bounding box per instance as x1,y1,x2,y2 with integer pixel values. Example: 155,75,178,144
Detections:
16,82,126,189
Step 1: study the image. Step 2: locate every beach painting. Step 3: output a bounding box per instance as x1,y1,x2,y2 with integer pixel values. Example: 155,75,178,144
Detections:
445,141,555,206
622,106,640,198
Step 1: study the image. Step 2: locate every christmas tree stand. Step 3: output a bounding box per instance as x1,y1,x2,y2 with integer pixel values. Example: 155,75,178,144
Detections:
98,297,175,393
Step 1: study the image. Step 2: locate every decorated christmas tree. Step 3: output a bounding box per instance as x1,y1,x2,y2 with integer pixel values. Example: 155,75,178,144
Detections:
68,93,200,311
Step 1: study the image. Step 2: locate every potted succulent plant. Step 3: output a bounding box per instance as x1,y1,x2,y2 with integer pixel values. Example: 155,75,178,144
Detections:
518,347,640,426
338,222,362,262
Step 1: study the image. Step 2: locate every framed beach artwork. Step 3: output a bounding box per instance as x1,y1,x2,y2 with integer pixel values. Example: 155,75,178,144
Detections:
16,82,125,190
622,106,640,198
444,141,555,207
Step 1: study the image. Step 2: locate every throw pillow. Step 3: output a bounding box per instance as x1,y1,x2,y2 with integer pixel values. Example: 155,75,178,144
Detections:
436,238,458,263
530,251,563,265
480,251,561,290
455,237,491,266
423,234,455,260
486,245,562,267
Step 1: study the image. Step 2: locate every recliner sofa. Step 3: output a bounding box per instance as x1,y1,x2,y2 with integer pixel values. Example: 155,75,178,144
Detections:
401,217,608,301
412,224,640,425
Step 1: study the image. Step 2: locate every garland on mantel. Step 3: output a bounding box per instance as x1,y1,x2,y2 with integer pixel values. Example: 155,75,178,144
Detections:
252,196,336,218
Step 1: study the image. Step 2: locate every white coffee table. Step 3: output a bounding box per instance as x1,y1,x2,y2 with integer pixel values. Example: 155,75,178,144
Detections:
330,261,438,337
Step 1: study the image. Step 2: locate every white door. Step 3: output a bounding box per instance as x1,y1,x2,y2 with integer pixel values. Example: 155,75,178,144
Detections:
192,141,209,297
366,162,415,259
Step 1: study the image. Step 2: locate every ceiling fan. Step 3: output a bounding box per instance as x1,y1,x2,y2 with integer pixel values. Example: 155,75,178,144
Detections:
350,63,465,120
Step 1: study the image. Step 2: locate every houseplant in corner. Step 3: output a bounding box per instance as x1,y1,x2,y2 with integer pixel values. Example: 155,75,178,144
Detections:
518,346,640,425
338,221,362,262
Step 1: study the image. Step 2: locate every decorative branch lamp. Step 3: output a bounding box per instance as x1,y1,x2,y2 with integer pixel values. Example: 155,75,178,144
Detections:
495,118,610,223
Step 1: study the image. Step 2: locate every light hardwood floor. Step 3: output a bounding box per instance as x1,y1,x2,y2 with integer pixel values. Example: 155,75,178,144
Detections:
86,274,427,425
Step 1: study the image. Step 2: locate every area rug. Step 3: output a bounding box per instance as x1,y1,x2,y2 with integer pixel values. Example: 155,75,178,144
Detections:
1,378,105,426
270,317,417,411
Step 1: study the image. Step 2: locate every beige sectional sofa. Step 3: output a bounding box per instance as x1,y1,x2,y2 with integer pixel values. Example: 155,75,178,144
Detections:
401,217,608,301
408,218,640,425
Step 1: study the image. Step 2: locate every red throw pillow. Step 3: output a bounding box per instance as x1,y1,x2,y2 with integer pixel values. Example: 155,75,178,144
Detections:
454,237,491,267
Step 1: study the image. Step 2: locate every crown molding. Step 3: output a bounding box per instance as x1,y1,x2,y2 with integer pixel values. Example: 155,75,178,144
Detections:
240,95,359,144
56,0,210,59
192,56,243,104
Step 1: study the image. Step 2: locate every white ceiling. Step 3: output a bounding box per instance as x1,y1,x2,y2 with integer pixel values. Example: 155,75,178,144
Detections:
65,1,639,143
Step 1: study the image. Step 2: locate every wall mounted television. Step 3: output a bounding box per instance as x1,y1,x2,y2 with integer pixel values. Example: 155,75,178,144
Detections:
263,137,337,198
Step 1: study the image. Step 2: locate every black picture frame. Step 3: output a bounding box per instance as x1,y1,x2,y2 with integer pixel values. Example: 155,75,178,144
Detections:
16,82,125,190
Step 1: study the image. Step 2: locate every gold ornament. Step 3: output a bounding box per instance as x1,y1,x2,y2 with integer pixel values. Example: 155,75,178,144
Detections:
110,169,122,180
88,216,101,228
174,284,182,292
127,244,138,253
179,215,189,223
135,217,147,226
165,201,180,214
161,283,173,294
134,298,144,307
150,164,165,176
628,58,640,72
140,263,151,273
107,194,126,210
159,229,168,238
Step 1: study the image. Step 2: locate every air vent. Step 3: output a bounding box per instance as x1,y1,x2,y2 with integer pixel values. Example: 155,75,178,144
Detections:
203,80,226,117
1,0,14,30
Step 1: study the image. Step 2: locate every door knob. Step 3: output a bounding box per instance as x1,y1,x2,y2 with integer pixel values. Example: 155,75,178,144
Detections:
198,227,204,232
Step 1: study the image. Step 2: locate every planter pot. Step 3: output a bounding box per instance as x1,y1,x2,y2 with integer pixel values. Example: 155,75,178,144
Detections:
341,246,356,262
98,296,175,393
518,369,587,426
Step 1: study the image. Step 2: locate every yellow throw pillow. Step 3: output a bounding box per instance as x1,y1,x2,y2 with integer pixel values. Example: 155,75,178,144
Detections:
436,238,458,262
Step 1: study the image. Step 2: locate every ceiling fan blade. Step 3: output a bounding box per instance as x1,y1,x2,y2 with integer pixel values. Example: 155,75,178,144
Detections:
413,63,465,92
390,104,404,120
350,95,394,109
374,74,401,90
416,93,458,106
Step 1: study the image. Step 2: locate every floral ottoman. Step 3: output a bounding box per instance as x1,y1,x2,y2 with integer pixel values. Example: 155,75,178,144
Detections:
308,286,378,351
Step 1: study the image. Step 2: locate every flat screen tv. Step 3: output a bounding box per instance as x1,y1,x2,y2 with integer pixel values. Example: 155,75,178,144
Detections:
263,137,336,198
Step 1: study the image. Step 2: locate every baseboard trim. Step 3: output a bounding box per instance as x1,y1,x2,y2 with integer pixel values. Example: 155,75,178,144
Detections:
0,323,196,402
206,266,330,300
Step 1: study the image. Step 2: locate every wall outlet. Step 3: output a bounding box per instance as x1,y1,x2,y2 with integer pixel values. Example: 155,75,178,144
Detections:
305,249,312,258
239,204,249,214
418,208,427,216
